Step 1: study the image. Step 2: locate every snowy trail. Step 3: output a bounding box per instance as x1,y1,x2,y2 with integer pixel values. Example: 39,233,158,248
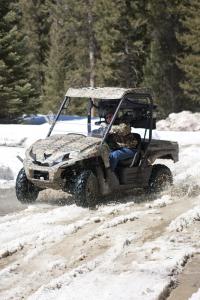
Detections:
0,118,200,299
0,189,200,300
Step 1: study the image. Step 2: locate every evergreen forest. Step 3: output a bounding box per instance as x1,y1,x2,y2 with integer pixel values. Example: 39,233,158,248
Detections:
0,0,200,121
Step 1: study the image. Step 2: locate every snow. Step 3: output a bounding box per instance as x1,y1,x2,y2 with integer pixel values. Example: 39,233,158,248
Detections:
145,195,173,208
168,205,200,232
26,221,195,300
0,124,49,147
28,268,169,300
0,146,25,188
0,113,199,187
189,288,200,300
157,111,200,131
0,111,200,299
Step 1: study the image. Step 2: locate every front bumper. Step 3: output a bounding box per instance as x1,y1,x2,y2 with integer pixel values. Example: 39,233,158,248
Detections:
24,160,64,190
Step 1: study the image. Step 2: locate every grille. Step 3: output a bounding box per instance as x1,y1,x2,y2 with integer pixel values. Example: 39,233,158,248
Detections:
33,170,49,180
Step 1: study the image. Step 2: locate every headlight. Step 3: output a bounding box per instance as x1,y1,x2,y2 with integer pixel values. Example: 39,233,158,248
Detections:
52,153,70,166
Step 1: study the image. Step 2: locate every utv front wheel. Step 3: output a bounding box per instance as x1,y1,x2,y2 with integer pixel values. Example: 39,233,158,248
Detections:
148,164,173,193
74,170,99,207
16,168,39,203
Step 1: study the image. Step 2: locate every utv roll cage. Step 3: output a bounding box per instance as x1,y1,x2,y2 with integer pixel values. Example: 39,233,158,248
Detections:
47,87,157,164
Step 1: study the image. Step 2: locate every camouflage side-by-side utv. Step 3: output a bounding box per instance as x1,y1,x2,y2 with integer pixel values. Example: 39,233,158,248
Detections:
15,87,179,207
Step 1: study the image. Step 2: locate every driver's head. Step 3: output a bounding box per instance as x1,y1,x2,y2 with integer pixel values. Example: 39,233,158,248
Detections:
105,112,114,124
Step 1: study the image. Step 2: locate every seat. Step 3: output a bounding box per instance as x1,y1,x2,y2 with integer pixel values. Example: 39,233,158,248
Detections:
118,133,141,168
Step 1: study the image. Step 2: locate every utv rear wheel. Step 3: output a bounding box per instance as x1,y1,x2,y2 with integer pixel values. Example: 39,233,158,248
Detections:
16,168,39,203
148,164,173,193
74,170,99,207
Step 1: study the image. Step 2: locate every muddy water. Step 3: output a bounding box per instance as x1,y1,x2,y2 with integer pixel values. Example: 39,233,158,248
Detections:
0,188,74,216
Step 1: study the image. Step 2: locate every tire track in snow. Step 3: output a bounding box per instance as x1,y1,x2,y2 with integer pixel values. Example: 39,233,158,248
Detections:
0,191,199,299
0,203,144,299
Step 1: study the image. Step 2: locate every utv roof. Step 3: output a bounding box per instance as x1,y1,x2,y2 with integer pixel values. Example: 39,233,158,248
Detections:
66,87,152,100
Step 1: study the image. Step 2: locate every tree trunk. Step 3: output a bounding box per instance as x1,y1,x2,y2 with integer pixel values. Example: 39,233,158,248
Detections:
87,0,96,116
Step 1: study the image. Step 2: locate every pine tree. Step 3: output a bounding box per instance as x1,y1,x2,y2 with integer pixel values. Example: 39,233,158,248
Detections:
0,0,38,121
143,0,184,118
42,0,68,113
64,0,97,88
19,0,50,97
43,0,92,114
178,0,200,106
94,0,147,88
35,0,99,115
64,0,97,114
93,0,120,86
111,0,147,87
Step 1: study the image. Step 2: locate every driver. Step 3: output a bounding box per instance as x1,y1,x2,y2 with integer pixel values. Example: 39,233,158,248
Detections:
105,112,138,171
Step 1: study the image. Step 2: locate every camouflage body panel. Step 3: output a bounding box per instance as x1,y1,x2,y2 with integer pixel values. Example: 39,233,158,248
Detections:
29,134,101,164
146,139,179,163
23,132,178,191
24,133,110,189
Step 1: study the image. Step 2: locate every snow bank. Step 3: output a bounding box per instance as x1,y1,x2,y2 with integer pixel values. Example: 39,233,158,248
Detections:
157,111,200,131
